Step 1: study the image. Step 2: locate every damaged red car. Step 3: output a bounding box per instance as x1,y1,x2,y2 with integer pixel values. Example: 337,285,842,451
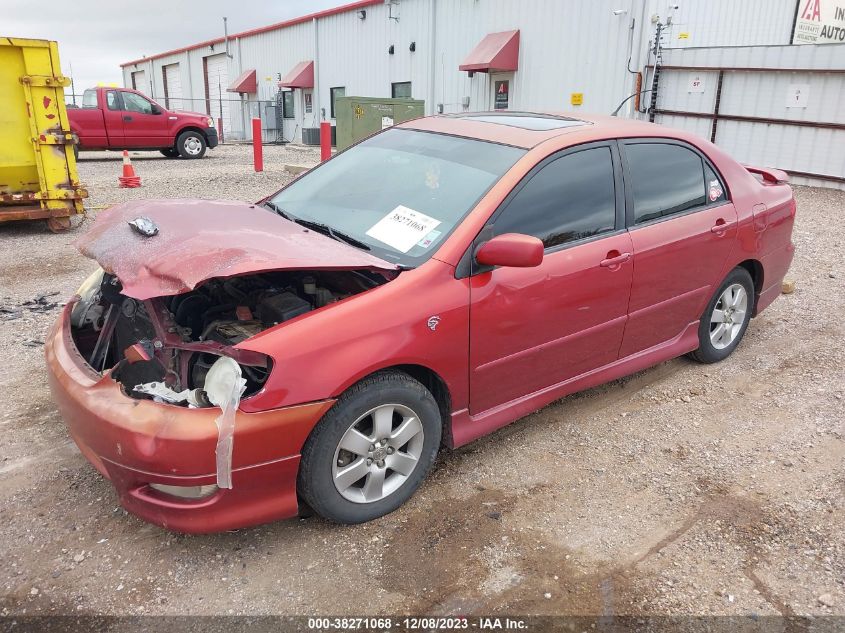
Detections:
46,113,795,533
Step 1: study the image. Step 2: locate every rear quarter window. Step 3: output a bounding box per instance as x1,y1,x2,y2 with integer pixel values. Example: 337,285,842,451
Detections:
82,90,98,108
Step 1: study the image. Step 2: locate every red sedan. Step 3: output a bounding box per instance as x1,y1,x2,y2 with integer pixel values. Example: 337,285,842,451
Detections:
46,112,795,532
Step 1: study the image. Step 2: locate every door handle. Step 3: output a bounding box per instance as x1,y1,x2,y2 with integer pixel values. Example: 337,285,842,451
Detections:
710,219,736,234
123,115,133,122
600,252,631,267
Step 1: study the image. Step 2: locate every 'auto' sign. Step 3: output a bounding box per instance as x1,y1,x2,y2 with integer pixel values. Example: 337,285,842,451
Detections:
793,0,845,43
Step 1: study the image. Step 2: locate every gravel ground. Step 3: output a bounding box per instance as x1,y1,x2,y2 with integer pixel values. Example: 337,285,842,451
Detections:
0,144,843,619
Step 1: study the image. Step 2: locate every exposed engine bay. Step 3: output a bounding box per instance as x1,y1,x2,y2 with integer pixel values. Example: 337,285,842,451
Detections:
70,268,389,408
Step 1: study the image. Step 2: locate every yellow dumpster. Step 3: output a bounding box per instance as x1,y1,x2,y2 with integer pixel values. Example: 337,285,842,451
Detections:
0,37,87,231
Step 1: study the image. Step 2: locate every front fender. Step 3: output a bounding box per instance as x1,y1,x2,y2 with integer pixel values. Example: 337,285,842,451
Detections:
237,260,470,415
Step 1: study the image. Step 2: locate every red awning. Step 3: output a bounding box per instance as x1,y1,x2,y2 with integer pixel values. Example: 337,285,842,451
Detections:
278,61,314,89
227,69,257,94
459,30,520,73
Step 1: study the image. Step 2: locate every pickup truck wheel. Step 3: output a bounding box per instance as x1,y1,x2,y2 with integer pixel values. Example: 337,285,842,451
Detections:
73,145,79,161
176,131,207,159
160,148,179,158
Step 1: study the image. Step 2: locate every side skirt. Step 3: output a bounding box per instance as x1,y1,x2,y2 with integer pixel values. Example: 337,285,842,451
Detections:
449,321,700,448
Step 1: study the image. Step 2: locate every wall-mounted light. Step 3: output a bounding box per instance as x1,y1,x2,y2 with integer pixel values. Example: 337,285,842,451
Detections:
409,41,416,52
388,44,395,55
358,9,367,19
612,8,628,15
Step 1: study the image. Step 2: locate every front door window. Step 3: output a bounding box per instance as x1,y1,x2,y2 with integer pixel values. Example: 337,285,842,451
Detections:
122,92,154,115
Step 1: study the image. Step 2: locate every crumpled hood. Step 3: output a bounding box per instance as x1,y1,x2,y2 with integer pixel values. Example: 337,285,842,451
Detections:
76,199,398,300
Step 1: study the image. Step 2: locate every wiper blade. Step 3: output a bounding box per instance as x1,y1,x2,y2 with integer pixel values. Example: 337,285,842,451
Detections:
263,203,372,252
293,218,371,251
262,200,293,221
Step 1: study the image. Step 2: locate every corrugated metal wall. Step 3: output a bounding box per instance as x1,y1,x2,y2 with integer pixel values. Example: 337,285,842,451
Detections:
430,0,640,114
122,0,651,140
317,2,433,114
654,45,845,189
118,0,844,188
661,0,798,48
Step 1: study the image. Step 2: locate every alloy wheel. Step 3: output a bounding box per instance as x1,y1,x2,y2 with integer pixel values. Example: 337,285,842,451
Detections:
332,404,425,503
709,283,748,349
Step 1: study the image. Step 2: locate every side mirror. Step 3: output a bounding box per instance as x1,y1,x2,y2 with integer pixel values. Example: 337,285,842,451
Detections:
150,105,162,115
475,233,544,268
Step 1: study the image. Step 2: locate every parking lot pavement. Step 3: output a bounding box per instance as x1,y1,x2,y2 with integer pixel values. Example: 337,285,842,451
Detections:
0,145,842,617
76,143,321,210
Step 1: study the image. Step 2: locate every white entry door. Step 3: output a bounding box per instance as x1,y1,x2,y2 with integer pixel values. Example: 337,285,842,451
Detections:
490,73,514,111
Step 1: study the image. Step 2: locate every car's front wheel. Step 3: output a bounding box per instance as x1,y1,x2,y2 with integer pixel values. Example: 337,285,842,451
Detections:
298,371,441,524
176,130,207,159
689,267,755,363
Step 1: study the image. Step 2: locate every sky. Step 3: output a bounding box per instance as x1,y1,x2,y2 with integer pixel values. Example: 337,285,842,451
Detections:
5,0,344,97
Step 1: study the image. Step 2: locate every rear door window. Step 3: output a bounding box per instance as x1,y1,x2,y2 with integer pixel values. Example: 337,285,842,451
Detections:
623,142,709,224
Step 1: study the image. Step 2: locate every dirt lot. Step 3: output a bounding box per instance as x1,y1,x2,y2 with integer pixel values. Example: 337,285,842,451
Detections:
1,144,843,619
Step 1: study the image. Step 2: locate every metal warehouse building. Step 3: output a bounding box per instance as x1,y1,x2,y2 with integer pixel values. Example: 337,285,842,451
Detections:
121,0,845,188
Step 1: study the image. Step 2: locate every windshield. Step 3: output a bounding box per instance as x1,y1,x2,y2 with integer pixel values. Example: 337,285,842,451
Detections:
269,128,525,267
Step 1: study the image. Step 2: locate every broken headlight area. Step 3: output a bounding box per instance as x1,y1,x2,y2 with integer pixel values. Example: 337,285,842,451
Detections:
69,267,386,406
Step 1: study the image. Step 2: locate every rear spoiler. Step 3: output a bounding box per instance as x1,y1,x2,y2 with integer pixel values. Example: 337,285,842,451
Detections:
743,165,790,185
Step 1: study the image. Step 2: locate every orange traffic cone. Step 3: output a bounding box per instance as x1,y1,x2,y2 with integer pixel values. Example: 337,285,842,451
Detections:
118,150,141,188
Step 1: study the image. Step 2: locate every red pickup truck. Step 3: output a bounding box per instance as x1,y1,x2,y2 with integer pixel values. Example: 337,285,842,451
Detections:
69,87,219,159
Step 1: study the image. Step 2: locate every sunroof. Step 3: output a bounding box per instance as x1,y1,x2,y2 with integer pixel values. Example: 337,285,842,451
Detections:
456,113,586,131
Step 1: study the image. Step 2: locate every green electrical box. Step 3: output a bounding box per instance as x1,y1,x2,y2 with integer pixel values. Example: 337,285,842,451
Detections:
335,96,425,151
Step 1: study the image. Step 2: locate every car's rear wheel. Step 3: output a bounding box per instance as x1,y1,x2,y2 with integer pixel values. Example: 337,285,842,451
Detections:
689,267,754,364
298,371,441,524
160,148,179,158
176,131,207,159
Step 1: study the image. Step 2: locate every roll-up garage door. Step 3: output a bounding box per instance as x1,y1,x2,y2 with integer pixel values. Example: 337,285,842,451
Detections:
163,63,182,110
131,70,148,96
204,53,229,125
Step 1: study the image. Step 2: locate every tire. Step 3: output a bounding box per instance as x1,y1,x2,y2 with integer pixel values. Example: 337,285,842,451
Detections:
160,148,179,158
175,130,207,159
688,267,755,364
73,144,79,161
298,371,442,524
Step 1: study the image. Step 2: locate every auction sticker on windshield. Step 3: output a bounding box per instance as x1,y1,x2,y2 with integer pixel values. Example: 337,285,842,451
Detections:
366,206,441,253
